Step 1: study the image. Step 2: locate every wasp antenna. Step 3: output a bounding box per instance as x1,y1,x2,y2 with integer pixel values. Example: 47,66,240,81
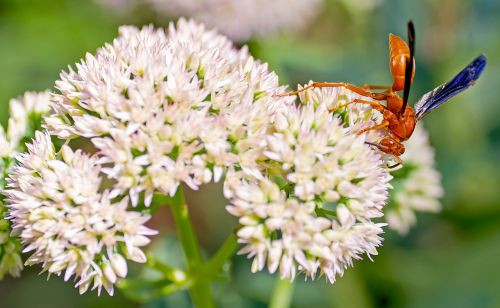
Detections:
401,20,415,116
365,141,382,150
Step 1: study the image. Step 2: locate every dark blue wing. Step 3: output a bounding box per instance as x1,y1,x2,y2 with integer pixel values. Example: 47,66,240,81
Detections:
414,55,487,120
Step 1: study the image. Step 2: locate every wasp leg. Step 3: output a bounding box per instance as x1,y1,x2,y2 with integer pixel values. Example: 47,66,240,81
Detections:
274,82,390,100
361,84,392,90
328,100,357,113
356,120,390,135
329,98,389,114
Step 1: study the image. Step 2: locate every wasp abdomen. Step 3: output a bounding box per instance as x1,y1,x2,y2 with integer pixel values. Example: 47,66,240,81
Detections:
389,33,413,91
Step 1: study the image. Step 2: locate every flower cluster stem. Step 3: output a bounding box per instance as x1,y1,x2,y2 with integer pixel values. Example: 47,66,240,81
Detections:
269,277,294,308
169,187,214,308
205,233,238,276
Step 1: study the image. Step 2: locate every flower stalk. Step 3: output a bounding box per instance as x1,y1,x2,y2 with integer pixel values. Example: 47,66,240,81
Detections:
269,278,294,308
204,232,239,278
169,187,214,308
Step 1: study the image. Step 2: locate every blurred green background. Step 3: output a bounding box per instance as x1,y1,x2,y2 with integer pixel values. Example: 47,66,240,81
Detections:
1,0,499,307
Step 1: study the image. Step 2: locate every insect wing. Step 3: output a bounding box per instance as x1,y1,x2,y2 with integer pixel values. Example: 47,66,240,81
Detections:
414,54,487,120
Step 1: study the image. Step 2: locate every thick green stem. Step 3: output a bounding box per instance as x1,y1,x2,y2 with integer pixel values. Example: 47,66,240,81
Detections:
169,187,214,308
328,269,373,308
205,233,239,277
269,277,294,308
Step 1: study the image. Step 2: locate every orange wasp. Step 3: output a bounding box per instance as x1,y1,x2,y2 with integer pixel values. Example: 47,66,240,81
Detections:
276,21,487,167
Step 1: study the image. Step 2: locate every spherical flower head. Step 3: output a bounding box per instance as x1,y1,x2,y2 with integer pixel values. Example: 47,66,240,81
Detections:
151,0,323,42
46,19,293,207
98,0,323,42
5,131,157,295
224,88,391,282
0,91,51,280
385,124,443,234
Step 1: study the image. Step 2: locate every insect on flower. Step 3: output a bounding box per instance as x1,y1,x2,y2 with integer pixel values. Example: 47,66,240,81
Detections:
275,21,487,167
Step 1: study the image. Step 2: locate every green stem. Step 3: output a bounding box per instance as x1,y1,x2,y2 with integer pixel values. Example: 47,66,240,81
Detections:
328,269,373,308
169,187,214,308
205,233,239,277
269,277,294,308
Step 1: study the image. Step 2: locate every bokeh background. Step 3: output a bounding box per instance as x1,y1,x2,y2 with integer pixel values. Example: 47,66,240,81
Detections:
1,0,499,307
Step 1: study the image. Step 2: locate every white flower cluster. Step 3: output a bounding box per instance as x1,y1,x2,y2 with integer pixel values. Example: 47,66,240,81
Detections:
5,132,157,295
385,124,443,234
150,0,324,42
46,19,292,207
224,87,392,282
98,0,323,42
1,91,51,280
